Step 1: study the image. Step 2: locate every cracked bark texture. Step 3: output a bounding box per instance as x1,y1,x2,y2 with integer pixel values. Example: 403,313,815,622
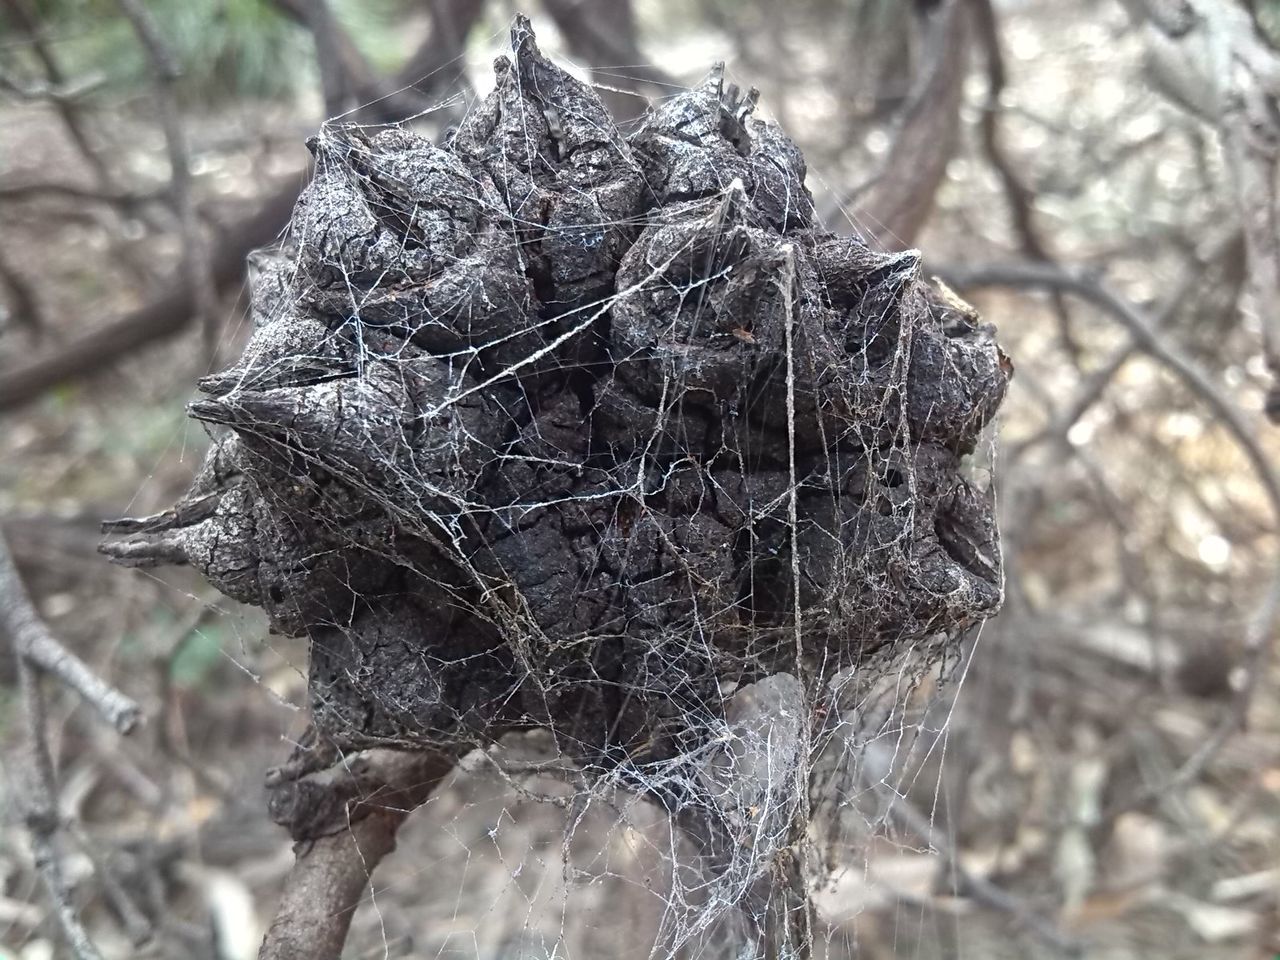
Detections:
102,17,1009,781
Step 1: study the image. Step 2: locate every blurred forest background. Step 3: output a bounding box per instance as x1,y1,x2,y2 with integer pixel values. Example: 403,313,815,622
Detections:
3,0,1280,957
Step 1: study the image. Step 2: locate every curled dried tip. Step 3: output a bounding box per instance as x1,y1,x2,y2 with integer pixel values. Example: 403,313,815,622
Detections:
196,371,243,397
98,534,191,568
187,397,239,426
189,392,303,435
100,492,220,535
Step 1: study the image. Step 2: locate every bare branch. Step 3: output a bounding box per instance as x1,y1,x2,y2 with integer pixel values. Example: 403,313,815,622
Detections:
540,0,677,121
1,525,141,959
944,259,1280,808
0,180,166,211
0,243,45,338
114,0,219,354
0,528,142,734
299,0,356,118
0,6,485,411
0,65,105,102
15,658,106,960
0,0,114,187
859,0,971,249
259,747,456,960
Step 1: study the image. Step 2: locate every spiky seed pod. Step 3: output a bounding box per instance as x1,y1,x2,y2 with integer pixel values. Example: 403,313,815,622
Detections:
103,18,1010,760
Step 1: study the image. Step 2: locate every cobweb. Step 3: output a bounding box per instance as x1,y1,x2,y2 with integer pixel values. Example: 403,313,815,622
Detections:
102,15,1009,959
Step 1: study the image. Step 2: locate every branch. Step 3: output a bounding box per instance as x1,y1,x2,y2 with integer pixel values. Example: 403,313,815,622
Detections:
0,243,45,339
944,260,1280,808
1,526,144,958
1000,231,1243,463
859,0,971,249
966,0,1083,360
0,184,299,411
673,674,813,958
296,0,356,118
0,2,485,411
258,747,456,960
15,658,106,960
0,527,141,733
539,0,677,121
0,180,166,211
114,0,218,352
0,0,115,188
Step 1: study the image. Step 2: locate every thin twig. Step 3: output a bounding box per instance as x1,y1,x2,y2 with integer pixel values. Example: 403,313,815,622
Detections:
114,0,219,354
15,658,106,960
0,529,142,733
858,738,1082,954
0,0,115,188
945,260,1280,812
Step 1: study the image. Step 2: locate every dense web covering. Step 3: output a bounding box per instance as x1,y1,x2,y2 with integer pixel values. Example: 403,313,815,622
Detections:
103,16,1009,957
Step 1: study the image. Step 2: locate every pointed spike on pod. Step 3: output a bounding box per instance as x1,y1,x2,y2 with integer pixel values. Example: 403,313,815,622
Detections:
866,248,922,286
862,249,923,310
100,491,221,535
196,370,243,396
188,396,240,427
189,390,308,437
511,13,539,59
193,375,410,477
714,178,749,224
246,249,295,325
198,316,348,396
98,533,193,569
705,61,726,98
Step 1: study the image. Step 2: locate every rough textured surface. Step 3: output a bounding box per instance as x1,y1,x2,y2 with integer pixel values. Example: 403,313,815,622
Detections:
102,18,1009,770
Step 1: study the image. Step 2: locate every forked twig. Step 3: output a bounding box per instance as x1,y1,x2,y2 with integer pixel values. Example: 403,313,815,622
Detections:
0,529,143,959
945,260,1280,812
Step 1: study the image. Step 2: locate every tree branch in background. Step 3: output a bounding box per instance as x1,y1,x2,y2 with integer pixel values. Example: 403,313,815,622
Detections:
0,529,141,733
0,0,115,189
393,0,486,113
944,260,1280,812
114,0,219,356
0,1,485,412
0,244,46,340
540,0,677,122
1129,0,1280,420
968,0,1083,361
258,748,457,960
1,528,143,959
858,0,971,249
0,184,298,411
1004,230,1243,463
301,0,355,118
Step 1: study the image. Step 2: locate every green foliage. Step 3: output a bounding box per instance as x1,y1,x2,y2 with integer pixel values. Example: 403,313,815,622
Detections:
7,0,413,103
169,622,226,688
1257,0,1280,46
